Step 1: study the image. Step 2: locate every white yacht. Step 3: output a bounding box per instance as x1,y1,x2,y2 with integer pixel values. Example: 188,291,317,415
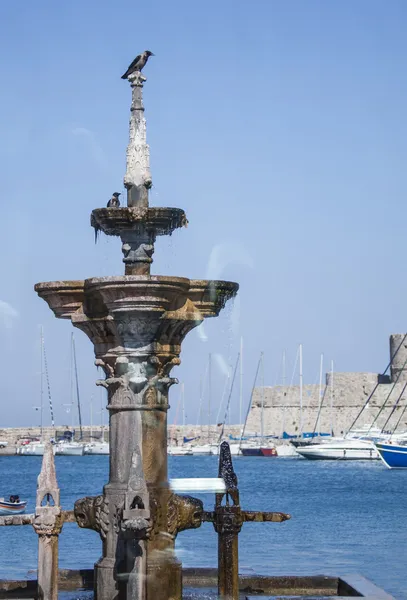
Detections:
295,438,379,460
84,441,109,455
275,444,298,457
18,443,47,456
54,441,84,456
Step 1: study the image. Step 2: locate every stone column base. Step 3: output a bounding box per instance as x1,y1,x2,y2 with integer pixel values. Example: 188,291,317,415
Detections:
94,557,117,600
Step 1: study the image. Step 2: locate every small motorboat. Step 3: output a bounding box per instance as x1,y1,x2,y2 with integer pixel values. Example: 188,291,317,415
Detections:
0,495,27,515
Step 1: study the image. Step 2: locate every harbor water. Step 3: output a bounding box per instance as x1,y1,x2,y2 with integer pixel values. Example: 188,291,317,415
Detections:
0,455,405,599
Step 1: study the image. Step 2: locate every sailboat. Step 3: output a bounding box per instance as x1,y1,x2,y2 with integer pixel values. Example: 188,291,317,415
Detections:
291,353,332,449
168,384,193,456
54,334,84,456
191,355,219,455
236,352,277,457
19,328,53,456
84,394,109,454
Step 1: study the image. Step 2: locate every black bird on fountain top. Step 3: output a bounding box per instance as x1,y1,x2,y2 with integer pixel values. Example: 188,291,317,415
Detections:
107,192,121,208
121,51,155,80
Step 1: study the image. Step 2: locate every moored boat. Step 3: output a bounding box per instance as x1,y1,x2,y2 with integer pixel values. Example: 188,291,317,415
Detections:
54,441,84,456
18,443,46,456
0,496,27,515
296,438,378,460
168,446,192,456
228,444,242,456
376,441,407,469
240,445,263,456
260,447,278,457
84,441,109,455
275,443,298,457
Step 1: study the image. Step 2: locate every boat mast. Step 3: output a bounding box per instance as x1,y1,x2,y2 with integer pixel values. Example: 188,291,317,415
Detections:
182,383,185,429
282,350,286,386
208,353,212,444
40,326,44,439
299,343,303,437
330,359,334,435
317,353,324,437
260,352,265,443
90,395,93,440
42,330,55,428
239,337,243,427
238,353,261,449
72,333,83,440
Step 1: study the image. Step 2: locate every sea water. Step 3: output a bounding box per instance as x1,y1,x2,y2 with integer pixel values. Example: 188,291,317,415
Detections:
0,455,405,599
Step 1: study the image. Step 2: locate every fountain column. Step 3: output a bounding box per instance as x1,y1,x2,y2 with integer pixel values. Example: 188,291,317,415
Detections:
92,341,183,600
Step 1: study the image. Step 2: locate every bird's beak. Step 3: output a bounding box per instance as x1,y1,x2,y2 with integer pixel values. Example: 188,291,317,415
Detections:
150,52,155,56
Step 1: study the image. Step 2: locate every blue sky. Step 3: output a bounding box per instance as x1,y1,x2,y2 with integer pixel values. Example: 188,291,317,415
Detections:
1,0,407,428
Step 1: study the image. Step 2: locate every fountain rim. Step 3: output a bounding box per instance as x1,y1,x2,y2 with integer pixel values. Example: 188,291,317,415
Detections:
35,277,239,291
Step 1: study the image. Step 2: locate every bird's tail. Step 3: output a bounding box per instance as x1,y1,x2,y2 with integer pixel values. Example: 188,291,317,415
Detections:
121,70,129,80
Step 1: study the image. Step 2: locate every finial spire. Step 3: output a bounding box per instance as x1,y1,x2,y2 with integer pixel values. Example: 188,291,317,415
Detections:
124,71,152,208
36,442,60,507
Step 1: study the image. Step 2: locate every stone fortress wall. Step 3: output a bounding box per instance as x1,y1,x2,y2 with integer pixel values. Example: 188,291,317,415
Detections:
245,334,407,437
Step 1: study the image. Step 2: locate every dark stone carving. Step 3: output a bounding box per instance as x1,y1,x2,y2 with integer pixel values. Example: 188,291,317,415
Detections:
74,495,109,540
218,441,239,506
167,494,203,538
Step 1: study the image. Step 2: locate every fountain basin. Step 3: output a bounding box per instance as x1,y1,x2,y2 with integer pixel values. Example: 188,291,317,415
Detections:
35,276,238,354
91,207,188,237
35,277,238,321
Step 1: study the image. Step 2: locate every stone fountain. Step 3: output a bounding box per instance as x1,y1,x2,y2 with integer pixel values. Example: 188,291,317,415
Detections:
35,66,238,599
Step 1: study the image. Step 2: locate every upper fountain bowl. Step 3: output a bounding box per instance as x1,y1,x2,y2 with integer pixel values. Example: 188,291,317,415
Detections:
91,207,188,237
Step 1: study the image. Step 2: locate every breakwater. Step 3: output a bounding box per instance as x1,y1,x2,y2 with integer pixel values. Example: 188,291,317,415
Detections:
0,425,243,454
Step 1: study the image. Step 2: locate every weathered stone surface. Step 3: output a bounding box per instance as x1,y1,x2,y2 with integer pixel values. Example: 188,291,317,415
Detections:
33,444,62,600
124,71,152,208
390,333,407,383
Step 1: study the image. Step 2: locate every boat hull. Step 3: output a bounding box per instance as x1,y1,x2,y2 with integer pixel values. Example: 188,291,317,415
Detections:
0,501,27,515
296,440,379,460
260,447,278,457
55,444,84,456
190,445,213,455
275,444,298,457
84,443,109,455
240,447,262,456
18,444,46,456
167,447,192,456
376,442,407,469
